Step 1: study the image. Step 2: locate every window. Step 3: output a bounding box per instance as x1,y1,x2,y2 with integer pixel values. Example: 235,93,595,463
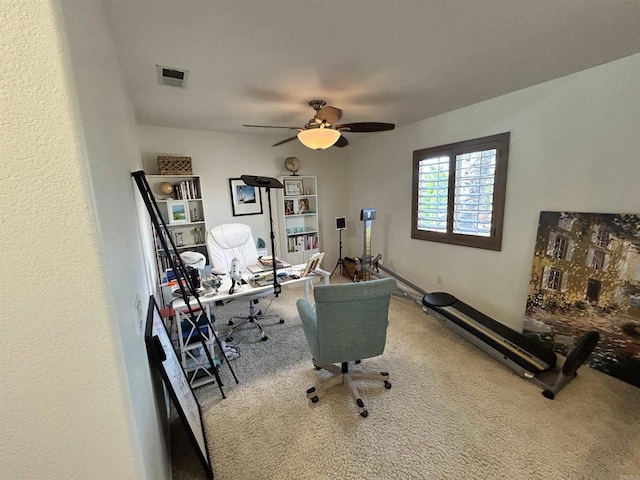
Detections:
553,235,568,259
594,227,610,248
558,213,575,231
412,133,510,250
546,231,574,261
547,268,563,290
587,247,609,271
542,266,566,291
590,249,605,270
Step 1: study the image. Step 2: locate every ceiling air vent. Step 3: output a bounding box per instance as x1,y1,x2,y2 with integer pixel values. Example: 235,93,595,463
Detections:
157,65,189,88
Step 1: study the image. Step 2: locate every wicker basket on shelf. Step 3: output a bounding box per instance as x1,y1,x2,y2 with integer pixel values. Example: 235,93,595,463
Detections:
157,156,192,175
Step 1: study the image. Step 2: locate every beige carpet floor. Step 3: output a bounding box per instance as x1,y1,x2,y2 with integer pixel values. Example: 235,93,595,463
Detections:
171,281,640,480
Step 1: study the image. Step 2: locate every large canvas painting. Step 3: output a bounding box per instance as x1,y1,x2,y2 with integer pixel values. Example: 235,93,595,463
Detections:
524,211,640,387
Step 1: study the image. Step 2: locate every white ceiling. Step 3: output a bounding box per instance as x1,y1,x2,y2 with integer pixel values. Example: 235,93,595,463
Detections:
101,0,640,141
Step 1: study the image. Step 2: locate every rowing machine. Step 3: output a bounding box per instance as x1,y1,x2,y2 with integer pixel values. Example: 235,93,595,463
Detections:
356,255,599,399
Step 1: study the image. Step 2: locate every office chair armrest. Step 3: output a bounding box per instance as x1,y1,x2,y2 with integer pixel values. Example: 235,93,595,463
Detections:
296,298,319,356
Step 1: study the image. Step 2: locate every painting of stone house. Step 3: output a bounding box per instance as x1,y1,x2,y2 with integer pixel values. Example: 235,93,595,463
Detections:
524,211,640,387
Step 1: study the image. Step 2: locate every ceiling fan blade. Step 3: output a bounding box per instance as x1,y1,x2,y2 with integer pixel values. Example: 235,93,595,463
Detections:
243,124,300,130
334,135,349,148
272,136,298,147
336,122,395,133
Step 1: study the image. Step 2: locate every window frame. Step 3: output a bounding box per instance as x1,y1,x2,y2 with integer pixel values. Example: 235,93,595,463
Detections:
552,234,568,259
411,132,510,251
547,267,563,291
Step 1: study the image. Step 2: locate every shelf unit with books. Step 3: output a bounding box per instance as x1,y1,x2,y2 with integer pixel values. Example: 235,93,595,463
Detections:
146,175,209,284
278,175,320,265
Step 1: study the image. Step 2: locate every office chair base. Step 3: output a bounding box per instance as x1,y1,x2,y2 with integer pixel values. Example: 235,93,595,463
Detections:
225,312,282,342
306,360,390,417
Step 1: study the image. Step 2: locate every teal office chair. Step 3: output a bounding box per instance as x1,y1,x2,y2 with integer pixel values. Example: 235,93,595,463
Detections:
296,277,397,417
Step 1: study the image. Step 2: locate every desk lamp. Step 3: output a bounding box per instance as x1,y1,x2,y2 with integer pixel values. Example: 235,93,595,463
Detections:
180,251,206,288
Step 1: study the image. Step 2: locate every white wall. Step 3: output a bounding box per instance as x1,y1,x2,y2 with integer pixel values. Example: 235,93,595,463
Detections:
1,1,168,479
137,126,349,268
346,53,640,329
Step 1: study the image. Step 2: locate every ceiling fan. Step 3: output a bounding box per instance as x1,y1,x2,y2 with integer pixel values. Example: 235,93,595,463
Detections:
243,100,395,150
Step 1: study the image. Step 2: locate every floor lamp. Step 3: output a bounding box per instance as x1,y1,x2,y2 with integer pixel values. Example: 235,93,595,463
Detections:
241,175,284,295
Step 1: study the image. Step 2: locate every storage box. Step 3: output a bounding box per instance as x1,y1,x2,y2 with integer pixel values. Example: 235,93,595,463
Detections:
343,257,364,281
157,156,192,175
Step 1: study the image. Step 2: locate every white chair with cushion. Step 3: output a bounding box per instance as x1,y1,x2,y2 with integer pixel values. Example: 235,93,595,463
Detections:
206,223,282,341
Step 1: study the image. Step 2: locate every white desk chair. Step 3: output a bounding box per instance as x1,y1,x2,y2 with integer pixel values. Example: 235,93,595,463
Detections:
206,223,283,341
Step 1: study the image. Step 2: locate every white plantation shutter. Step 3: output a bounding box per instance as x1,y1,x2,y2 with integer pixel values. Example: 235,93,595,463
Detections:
411,132,509,251
416,156,449,233
452,149,496,237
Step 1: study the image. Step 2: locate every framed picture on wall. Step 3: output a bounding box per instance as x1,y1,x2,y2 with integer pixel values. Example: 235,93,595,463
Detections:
167,200,189,224
229,178,263,216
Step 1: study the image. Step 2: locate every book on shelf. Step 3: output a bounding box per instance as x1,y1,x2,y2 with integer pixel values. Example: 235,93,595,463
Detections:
171,179,200,200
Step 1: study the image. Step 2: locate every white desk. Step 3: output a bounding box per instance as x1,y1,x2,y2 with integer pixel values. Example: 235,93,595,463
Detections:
170,265,329,387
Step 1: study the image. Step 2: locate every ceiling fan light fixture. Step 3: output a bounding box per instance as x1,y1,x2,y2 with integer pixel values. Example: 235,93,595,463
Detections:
297,128,341,150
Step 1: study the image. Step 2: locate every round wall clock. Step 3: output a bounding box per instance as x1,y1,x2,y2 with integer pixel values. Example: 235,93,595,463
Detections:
285,156,301,175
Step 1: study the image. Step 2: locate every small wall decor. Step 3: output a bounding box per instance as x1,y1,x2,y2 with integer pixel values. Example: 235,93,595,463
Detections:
298,198,310,214
284,179,303,196
284,199,294,215
175,232,184,247
158,182,174,196
524,211,640,387
157,156,192,175
285,156,301,175
167,200,189,224
229,178,263,216
192,227,205,245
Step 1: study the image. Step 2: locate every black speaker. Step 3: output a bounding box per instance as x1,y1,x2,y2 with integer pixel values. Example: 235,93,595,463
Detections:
336,216,346,230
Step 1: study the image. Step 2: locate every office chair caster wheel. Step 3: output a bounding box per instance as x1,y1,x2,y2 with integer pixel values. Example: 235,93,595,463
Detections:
261,335,268,341
360,410,368,418
310,396,319,403
279,318,285,324
225,336,233,342
384,381,392,389
228,320,234,326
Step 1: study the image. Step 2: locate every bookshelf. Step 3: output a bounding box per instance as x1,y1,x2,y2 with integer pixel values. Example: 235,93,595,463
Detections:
146,175,209,283
278,175,320,265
